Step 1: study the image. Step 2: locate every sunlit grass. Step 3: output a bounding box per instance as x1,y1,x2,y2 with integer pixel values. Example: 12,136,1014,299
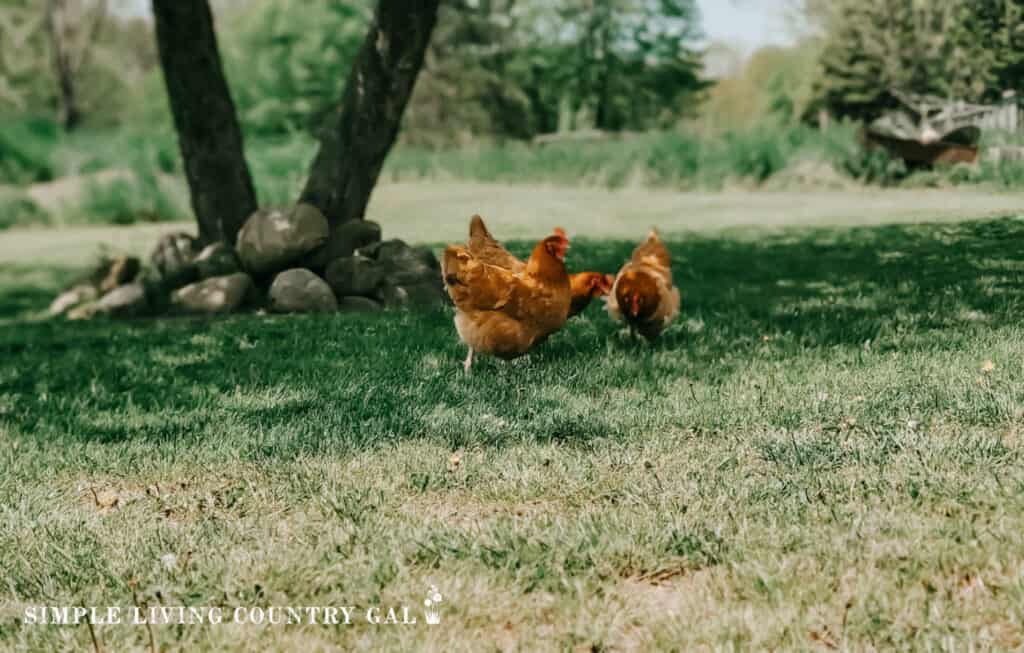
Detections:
2,216,1024,650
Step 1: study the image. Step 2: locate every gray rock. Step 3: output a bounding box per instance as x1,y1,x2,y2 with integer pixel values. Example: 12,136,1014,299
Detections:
337,296,383,313
269,268,338,314
67,301,99,321
171,273,254,315
355,240,384,260
306,219,382,269
194,243,240,280
367,239,437,286
360,239,408,261
324,255,384,298
376,284,409,308
49,284,99,317
99,256,141,292
384,257,434,286
377,281,447,309
237,203,329,276
401,280,448,307
150,232,199,289
411,246,441,271
96,282,148,318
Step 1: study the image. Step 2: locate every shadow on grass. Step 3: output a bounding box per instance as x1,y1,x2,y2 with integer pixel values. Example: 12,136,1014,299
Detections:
2,216,1024,452
0,265,78,322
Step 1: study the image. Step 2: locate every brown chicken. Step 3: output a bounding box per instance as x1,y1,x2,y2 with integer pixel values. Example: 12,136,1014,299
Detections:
568,272,614,318
443,220,572,372
467,215,610,318
606,229,680,340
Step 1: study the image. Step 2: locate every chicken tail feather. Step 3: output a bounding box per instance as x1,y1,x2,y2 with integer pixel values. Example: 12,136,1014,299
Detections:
469,215,491,240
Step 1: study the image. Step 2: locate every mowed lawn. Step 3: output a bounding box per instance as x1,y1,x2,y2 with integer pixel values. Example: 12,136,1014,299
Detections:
2,189,1024,650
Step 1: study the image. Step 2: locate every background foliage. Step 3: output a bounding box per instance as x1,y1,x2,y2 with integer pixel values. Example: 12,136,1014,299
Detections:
3,0,1024,230
808,0,1024,122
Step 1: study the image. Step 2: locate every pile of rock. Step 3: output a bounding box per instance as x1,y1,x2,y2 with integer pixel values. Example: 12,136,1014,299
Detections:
48,203,446,320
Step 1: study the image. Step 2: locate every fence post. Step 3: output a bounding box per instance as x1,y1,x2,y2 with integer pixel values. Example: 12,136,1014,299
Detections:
1003,90,1018,132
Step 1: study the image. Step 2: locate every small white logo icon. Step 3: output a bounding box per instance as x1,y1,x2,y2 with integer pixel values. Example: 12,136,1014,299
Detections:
423,586,443,625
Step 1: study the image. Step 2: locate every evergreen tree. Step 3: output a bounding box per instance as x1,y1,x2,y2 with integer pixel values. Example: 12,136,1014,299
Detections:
810,0,1024,123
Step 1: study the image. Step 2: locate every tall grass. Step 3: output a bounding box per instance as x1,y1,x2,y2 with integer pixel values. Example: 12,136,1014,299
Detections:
0,118,59,184
0,118,181,184
0,192,50,230
76,170,186,226
6,117,1024,230
383,124,905,190
244,134,318,206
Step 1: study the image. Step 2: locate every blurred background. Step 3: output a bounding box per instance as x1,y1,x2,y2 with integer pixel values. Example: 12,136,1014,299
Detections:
3,0,1024,232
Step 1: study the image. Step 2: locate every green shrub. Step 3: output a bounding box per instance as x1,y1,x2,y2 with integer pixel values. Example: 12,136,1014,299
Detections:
975,157,1024,188
51,127,181,178
0,118,59,184
384,125,878,190
222,0,370,137
0,193,51,230
77,171,185,226
245,135,319,205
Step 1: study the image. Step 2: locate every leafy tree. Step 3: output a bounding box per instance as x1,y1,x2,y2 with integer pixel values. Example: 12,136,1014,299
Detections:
223,0,372,136
809,0,1024,123
0,0,151,127
0,1,49,113
404,0,538,143
702,43,821,131
406,0,708,141
965,1,1024,99
556,0,707,131
45,0,108,130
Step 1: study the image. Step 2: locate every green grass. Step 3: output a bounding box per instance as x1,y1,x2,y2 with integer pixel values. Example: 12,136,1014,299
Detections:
0,191,50,230
3,214,1024,650
382,125,880,190
76,171,188,226
7,117,1024,229
9,116,1024,231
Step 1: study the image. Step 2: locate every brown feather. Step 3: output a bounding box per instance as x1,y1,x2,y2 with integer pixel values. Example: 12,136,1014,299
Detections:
468,215,525,272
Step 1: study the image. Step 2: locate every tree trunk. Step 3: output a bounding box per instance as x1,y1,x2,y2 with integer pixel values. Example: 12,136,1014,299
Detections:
45,0,107,131
300,0,441,226
152,0,256,245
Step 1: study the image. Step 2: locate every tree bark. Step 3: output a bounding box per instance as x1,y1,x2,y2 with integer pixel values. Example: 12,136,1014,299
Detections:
152,0,256,245
300,0,441,226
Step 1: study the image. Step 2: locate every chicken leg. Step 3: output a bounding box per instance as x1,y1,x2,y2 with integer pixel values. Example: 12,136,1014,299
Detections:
463,348,474,374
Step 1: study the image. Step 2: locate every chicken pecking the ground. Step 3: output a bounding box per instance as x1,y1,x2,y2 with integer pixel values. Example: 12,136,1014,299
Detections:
606,229,680,340
568,272,614,318
442,217,572,373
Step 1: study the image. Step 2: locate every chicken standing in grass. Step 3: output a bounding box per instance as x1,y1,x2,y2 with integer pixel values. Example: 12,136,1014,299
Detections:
443,217,572,372
466,215,610,318
606,229,680,340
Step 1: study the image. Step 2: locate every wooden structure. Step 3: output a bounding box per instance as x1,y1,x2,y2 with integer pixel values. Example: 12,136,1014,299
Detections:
864,90,1019,166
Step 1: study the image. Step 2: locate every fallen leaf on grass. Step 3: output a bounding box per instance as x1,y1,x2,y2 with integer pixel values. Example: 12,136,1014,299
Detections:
447,451,463,473
87,486,122,510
